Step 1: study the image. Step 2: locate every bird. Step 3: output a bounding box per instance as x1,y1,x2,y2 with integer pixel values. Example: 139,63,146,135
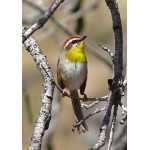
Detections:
57,35,88,133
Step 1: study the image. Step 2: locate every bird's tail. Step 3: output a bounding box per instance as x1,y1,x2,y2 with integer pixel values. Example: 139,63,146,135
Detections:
70,90,88,133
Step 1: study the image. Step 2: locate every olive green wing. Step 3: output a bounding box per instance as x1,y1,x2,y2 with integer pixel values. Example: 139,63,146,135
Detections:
57,58,65,89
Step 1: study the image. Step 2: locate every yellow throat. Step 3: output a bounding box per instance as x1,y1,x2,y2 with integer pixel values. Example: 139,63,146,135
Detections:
65,41,86,63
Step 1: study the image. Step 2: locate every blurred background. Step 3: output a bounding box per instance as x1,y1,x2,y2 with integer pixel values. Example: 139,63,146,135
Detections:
22,0,127,150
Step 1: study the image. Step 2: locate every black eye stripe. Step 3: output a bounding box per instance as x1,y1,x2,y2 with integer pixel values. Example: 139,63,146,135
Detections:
71,40,76,44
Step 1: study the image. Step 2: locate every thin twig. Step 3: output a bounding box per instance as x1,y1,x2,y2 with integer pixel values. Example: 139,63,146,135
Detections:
98,44,114,61
72,107,106,132
79,95,109,102
81,100,102,109
81,95,109,109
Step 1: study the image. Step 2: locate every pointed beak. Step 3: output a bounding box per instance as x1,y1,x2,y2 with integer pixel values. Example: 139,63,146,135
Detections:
80,36,87,41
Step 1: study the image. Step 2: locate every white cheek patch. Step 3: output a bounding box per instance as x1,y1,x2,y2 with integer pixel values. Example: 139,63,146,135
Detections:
72,43,77,49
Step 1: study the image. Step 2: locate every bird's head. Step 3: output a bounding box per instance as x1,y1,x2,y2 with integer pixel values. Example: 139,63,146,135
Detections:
63,35,87,51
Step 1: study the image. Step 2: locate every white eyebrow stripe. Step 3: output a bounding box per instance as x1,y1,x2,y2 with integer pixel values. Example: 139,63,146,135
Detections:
64,38,80,48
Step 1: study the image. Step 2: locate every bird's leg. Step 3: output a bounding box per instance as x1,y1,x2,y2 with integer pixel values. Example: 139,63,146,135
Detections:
83,93,88,102
80,90,88,102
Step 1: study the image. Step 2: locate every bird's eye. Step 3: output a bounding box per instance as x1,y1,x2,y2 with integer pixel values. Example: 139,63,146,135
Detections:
71,40,76,44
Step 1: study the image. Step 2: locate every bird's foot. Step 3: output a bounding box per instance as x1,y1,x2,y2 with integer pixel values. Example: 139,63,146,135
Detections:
62,89,69,97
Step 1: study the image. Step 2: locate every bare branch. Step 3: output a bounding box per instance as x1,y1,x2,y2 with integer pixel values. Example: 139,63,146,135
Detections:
106,0,123,82
81,101,103,109
22,0,65,43
98,44,114,62
22,27,55,150
72,107,106,132
79,95,109,102
81,95,109,109
107,104,118,150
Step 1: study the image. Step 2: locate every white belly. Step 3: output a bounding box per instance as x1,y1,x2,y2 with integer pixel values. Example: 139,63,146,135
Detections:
61,59,87,91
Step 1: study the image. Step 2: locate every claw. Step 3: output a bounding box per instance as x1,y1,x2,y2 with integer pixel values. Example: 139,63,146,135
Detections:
82,93,88,102
62,89,69,97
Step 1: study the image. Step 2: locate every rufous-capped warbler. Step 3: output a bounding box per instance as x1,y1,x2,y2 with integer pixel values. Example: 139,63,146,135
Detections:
57,35,88,133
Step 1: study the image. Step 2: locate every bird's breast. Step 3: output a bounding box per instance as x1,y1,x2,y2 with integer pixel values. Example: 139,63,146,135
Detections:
61,59,87,91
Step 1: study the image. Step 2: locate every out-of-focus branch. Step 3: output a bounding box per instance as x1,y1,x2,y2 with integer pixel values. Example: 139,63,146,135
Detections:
64,0,99,23
111,123,127,150
23,27,55,150
68,0,83,34
22,82,33,123
22,0,65,43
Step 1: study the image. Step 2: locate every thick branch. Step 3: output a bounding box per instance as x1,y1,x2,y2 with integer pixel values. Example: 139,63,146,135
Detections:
23,27,55,150
22,0,65,43
105,0,123,82
91,0,124,149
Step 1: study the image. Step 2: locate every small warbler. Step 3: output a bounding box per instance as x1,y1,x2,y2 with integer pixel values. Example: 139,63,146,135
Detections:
57,35,88,133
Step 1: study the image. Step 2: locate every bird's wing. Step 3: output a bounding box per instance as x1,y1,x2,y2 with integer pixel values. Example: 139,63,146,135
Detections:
57,58,65,89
